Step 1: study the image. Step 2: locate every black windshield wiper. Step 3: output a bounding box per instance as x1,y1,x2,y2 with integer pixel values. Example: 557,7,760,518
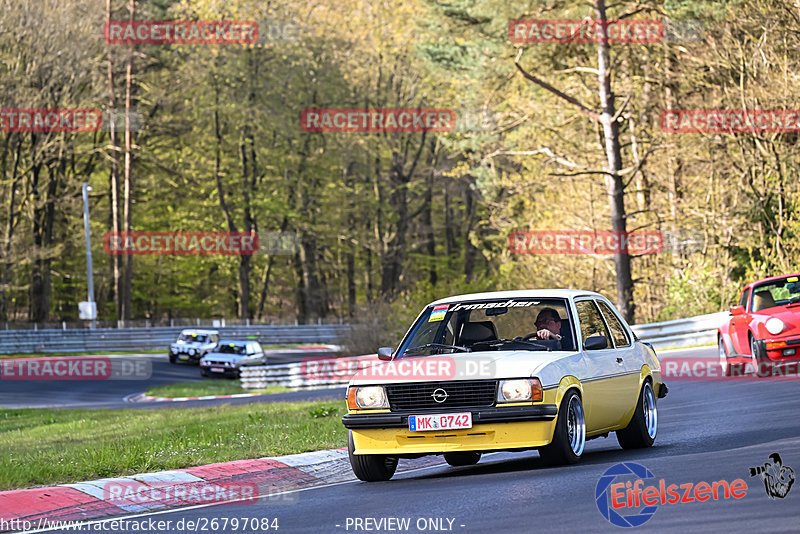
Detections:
470,338,551,351
403,343,471,355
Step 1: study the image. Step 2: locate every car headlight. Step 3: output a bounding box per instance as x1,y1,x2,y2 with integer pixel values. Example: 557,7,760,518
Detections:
766,318,785,335
189,349,196,356
498,379,543,402
348,386,388,409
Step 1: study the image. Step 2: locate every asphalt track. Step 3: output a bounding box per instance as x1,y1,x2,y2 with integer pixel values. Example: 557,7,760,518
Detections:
24,346,800,534
0,352,345,410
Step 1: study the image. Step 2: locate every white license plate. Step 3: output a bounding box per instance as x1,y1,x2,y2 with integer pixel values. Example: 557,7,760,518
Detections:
409,412,472,432
179,355,188,360
210,367,225,373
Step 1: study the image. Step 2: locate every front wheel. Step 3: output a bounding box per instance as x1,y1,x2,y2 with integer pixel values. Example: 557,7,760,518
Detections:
617,381,657,449
347,431,398,482
750,336,771,377
444,451,481,467
538,389,585,465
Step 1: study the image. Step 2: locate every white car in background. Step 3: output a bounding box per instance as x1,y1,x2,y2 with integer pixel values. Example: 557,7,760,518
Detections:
200,340,266,378
169,329,220,364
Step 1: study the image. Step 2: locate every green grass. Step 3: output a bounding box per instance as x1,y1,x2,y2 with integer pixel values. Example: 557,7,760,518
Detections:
146,381,290,398
0,401,347,491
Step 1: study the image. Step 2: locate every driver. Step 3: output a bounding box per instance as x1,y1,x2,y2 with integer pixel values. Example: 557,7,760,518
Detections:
535,308,563,348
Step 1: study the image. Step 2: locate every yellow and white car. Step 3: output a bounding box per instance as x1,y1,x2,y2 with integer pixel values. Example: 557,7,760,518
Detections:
343,290,668,481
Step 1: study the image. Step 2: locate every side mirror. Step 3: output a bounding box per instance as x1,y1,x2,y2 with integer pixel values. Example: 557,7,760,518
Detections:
584,336,608,350
377,347,394,361
730,305,745,316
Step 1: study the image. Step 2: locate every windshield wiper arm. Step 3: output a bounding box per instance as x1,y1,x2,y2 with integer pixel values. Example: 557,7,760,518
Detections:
403,343,471,354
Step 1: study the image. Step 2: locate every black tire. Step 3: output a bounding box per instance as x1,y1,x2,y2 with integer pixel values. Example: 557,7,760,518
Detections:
169,354,177,364
347,431,398,482
200,369,210,377
718,337,734,377
750,335,771,377
443,452,481,467
538,389,585,466
617,381,657,449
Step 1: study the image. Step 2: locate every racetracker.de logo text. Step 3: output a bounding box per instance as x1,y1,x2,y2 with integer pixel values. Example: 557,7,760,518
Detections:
103,232,258,256
104,20,258,44
509,230,663,255
0,109,102,132
660,109,800,133
300,108,456,133
509,19,664,44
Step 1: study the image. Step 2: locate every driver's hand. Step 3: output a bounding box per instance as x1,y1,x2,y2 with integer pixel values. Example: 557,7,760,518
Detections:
537,329,552,339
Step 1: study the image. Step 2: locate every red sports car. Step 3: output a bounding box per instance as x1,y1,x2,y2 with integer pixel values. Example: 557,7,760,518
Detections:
718,274,800,376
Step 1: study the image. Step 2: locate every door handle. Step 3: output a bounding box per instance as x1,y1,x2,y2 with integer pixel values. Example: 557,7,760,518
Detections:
616,357,624,364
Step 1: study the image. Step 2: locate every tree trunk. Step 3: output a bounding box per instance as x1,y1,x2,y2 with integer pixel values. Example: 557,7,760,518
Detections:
121,0,135,323
595,0,634,322
106,0,122,321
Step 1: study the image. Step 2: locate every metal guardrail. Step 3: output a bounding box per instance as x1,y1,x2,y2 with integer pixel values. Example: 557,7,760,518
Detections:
240,355,375,390
0,310,728,354
631,311,728,349
240,312,730,389
0,325,351,354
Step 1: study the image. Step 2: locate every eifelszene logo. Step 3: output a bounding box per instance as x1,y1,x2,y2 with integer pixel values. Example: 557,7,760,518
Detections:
595,462,748,528
749,453,795,499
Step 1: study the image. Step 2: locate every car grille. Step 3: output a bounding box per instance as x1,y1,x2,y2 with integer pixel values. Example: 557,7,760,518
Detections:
385,380,498,411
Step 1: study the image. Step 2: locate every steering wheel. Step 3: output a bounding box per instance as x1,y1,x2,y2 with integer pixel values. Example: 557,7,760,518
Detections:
522,332,540,341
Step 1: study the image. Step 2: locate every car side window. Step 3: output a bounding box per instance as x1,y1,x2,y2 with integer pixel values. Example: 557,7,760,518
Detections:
575,300,611,345
738,288,750,311
597,301,630,347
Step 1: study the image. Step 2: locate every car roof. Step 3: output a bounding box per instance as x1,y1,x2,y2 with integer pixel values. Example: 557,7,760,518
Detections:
745,273,800,288
180,329,219,335
429,289,605,306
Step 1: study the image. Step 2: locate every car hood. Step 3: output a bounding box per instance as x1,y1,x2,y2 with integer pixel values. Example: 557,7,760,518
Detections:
348,350,583,386
754,306,800,336
200,353,246,363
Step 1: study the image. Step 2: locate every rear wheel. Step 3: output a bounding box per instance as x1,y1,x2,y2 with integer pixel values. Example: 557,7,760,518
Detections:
443,452,481,467
617,381,657,449
718,337,734,377
347,431,398,482
538,389,585,465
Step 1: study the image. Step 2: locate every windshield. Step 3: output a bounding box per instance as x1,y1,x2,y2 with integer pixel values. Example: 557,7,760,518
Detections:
217,344,247,355
751,276,800,311
397,298,574,355
179,333,207,343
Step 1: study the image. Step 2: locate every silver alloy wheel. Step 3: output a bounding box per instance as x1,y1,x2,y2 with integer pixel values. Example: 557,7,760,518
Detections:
643,383,657,439
566,394,586,456
750,336,760,375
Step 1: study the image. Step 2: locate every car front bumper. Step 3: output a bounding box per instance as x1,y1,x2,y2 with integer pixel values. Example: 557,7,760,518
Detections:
345,404,558,456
